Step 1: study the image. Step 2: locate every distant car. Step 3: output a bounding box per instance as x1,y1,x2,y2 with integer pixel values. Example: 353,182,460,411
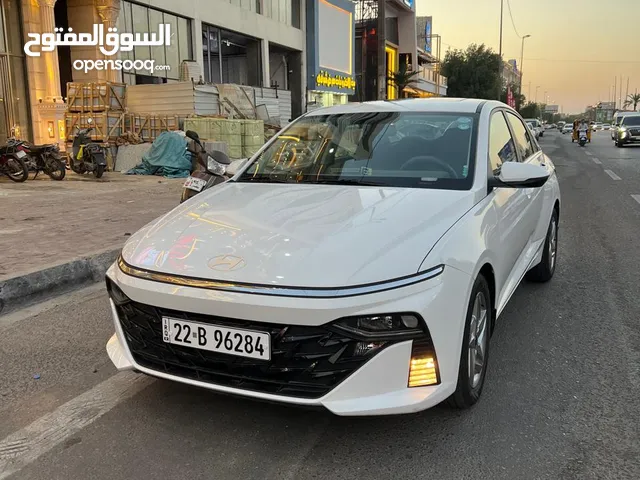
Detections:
526,121,540,139
593,123,603,131
557,122,566,131
562,124,573,134
615,114,640,147
524,119,544,137
602,124,611,130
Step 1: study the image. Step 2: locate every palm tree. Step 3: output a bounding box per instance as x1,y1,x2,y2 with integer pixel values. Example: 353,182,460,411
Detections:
387,63,420,98
623,93,640,111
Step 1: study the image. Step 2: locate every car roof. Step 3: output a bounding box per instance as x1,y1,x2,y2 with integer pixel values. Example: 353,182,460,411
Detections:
305,98,500,116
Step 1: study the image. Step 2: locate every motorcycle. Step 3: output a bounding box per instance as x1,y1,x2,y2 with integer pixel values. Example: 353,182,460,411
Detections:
19,141,66,180
578,128,588,147
0,139,29,182
180,130,232,203
69,118,107,178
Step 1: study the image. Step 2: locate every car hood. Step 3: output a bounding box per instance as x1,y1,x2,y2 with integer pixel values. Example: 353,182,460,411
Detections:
121,182,476,288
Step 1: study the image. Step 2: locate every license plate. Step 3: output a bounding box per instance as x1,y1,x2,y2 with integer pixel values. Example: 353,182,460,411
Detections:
162,317,271,360
183,176,207,192
15,150,26,158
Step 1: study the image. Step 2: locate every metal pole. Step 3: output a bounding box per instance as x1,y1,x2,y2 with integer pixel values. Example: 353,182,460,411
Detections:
376,0,387,100
535,85,540,103
498,0,504,100
614,76,617,110
625,77,629,108
518,35,530,96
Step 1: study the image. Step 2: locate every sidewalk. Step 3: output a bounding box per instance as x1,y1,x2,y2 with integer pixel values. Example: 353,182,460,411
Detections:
0,172,184,311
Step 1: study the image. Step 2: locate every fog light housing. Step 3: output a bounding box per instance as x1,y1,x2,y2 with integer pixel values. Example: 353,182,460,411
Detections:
408,338,440,387
106,277,130,306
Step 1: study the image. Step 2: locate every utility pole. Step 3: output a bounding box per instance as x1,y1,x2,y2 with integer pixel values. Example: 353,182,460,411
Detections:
519,34,531,96
613,76,617,110
498,0,504,100
625,77,630,108
376,0,387,100
619,76,623,110
528,81,531,100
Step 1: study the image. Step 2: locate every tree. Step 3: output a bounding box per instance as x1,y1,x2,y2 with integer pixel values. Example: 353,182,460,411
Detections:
519,102,541,119
440,44,502,100
623,93,640,111
387,63,420,98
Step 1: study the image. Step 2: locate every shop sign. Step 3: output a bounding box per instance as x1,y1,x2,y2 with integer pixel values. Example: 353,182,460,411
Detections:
315,71,356,91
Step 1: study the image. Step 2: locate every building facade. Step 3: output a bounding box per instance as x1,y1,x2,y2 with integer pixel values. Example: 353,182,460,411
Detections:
305,0,355,110
351,1,446,102
5,0,307,146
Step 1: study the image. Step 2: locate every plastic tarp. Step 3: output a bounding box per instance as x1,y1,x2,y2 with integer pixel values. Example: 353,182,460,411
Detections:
126,131,191,178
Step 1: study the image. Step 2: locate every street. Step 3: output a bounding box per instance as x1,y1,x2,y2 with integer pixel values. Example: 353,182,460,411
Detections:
1,130,639,480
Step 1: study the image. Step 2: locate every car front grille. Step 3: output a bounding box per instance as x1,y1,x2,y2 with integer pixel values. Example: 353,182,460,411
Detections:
115,300,412,399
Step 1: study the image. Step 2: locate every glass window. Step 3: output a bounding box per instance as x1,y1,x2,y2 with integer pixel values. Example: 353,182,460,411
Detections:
506,112,537,160
621,116,640,126
292,1,301,28
4,0,23,55
203,25,221,84
238,112,477,190
489,111,517,173
177,17,191,61
132,3,151,75
149,9,166,77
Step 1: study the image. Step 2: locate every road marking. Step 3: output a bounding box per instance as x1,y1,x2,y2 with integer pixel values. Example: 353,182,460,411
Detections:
632,195,640,205
592,157,602,165
604,169,621,180
0,372,153,479
585,151,593,156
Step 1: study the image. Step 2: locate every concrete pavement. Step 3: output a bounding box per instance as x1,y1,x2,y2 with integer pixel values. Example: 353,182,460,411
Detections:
0,173,183,313
1,132,639,479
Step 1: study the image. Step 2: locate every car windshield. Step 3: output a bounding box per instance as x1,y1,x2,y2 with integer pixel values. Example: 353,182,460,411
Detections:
237,112,477,190
622,117,640,126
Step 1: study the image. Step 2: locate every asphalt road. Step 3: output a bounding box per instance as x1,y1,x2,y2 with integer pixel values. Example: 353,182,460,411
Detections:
1,130,639,480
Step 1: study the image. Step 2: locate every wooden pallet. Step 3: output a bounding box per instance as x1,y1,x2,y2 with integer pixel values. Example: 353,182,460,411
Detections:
125,114,179,142
67,82,126,113
64,112,126,142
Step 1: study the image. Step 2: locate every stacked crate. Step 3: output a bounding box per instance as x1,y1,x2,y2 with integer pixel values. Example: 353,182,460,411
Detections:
241,120,264,157
64,82,126,143
210,119,243,159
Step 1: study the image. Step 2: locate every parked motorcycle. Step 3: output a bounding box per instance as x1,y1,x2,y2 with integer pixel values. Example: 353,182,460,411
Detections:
0,139,29,182
180,130,232,203
69,118,107,178
19,141,66,180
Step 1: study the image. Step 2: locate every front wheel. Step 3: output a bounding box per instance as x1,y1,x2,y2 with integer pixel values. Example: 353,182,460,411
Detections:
526,209,558,283
94,164,105,178
45,158,66,180
448,275,492,409
5,157,29,182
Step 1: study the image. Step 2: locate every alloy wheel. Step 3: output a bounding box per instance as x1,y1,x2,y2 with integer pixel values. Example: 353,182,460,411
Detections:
468,292,488,389
548,217,558,272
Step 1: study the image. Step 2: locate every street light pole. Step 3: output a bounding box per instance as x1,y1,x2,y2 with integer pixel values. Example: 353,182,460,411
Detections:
519,34,530,96
498,0,504,100
535,85,540,103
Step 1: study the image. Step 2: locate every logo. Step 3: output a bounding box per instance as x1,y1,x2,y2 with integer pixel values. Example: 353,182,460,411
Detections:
23,24,172,74
208,255,246,272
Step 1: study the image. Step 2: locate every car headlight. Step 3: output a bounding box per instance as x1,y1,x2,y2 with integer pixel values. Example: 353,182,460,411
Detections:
207,156,226,176
332,313,424,340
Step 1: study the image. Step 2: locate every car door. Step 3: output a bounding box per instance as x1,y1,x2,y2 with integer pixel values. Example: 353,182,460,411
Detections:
505,111,547,245
487,110,532,286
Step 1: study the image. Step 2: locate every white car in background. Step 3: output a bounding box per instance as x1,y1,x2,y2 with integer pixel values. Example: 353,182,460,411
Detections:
525,118,544,138
105,99,561,416
562,124,573,134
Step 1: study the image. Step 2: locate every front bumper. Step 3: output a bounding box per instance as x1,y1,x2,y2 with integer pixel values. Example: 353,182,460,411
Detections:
105,263,472,416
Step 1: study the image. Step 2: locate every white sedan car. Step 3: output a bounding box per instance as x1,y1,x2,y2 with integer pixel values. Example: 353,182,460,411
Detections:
106,99,561,416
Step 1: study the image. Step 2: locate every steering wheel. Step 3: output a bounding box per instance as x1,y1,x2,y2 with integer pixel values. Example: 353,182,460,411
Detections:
401,155,459,178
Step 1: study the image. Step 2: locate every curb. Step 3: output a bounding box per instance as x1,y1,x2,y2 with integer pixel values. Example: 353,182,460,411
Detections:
0,248,120,315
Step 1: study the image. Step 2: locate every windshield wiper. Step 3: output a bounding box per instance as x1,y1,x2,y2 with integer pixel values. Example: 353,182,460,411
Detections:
312,178,386,186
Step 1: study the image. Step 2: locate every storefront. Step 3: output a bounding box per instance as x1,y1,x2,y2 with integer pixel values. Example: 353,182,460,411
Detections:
305,0,355,110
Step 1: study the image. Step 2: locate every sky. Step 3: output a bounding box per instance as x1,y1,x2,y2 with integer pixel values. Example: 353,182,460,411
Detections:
416,0,640,113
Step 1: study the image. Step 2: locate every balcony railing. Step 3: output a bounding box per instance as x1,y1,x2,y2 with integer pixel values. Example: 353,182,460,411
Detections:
417,68,447,87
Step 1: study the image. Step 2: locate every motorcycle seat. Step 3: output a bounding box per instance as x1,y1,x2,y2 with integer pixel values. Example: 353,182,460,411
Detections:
26,144,58,153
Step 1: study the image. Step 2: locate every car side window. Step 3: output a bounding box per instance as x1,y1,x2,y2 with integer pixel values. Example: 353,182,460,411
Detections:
506,112,537,159
489,111,518,173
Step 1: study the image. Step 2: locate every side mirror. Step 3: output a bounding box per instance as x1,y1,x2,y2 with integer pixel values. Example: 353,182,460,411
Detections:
185,130,201,144
488,162,549,189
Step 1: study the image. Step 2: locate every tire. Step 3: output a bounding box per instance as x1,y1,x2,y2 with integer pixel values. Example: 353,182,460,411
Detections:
5,156,29,182
448,274,492,409
94,164,105,178
526,209,559,283
45,158,66,180
616,141,623,148
540,132,544,137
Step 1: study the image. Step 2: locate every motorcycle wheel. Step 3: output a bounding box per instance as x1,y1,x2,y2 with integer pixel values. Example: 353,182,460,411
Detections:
5,157,29,182
46,158,66,180
94,164,105,178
